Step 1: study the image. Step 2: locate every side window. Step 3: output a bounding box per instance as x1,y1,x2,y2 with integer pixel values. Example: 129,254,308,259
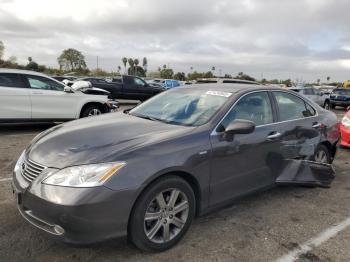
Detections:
303,88,315,95
217,92,273,132
313,88,321,96
134,77,145,86
273,92,316,121
26,75,64,91
0,73,26,88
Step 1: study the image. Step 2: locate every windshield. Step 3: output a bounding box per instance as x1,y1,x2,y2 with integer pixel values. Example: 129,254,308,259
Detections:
129,88,231,126
333,89,350,95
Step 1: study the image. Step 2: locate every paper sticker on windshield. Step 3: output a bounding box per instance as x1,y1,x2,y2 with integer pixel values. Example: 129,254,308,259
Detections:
206,91,232,97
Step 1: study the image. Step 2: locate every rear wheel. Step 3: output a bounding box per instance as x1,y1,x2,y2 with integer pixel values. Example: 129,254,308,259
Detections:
313,144,331,164
330,103,336,109
129,176,195,251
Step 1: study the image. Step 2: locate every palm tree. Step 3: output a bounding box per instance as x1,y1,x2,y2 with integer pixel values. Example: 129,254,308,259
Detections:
327,76,330,82
122,57,127,74
117,65,121,73
163,64,167,69
128,58,134,75
142,57,148,72
134,59,139,76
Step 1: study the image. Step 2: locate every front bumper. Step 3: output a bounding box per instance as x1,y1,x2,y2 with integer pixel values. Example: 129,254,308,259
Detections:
340,124,350,147
12,168,136,244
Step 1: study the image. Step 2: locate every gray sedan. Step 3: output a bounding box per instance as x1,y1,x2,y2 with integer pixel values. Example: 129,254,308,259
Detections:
12,84,339,251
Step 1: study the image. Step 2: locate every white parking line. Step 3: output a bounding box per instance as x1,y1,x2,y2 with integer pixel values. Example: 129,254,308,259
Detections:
275,217,350,262
0,177,12,182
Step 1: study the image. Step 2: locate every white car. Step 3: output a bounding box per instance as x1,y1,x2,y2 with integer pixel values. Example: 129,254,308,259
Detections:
289,86,331,109
0,69,116,122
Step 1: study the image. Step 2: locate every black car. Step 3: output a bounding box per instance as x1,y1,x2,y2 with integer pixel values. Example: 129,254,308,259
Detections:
80,75,165,101
13,84,339,251
330,88,350,109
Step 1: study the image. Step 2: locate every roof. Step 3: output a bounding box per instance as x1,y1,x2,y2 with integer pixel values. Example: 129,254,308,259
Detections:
183,83,281,93
0,68,47,77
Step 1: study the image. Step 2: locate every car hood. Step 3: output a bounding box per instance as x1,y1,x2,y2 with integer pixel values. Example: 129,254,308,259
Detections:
26,112,192,169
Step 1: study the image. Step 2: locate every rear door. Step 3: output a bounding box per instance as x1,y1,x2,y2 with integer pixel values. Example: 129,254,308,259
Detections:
270,91,334,186
25,74,77,119
0,73,31,120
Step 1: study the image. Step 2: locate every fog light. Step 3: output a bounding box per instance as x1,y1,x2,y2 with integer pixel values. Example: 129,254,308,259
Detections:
54,225,65,235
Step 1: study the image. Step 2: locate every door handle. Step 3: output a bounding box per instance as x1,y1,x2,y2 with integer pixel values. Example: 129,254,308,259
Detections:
312,122,321,128
32,91,43,95
267,132,281,140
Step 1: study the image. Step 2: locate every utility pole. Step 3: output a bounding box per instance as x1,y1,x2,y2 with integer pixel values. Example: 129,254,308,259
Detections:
96,56,99,71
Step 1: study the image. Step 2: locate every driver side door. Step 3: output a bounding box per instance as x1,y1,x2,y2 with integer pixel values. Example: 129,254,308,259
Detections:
209,91,281,206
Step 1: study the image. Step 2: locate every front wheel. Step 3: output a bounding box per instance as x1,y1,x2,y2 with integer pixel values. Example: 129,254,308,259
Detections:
129,176,195,251
81,105,103,118
323,100,330,110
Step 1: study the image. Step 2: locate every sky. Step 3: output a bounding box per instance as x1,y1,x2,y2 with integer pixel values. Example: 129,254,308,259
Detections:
1,0,350,81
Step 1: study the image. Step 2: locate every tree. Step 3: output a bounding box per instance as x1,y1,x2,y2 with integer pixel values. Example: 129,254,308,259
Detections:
117,65,121,73
122,57,127,74
57,48,87,71
134,59,139,75
317,78,321,85
174,72,186,81
163,64,167,69
128,66,145,77
25,57,39,71
327,76,330,82
127,58,135,75
9,56,17,64
0,41,4,60
235,72,255,81
142,57,148,72
224,74,232,78
160,68,174,79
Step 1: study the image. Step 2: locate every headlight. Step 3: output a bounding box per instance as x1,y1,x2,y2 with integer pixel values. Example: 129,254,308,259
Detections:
342,116,350,127
42,162,126,187
14,150,25,173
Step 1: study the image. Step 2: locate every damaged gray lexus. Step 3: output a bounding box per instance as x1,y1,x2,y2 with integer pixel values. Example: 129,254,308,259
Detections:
12,84,339,251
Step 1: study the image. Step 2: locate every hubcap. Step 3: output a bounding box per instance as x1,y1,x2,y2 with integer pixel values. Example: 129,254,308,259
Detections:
144,188,189,244
315,150,328,163
88,108,102,117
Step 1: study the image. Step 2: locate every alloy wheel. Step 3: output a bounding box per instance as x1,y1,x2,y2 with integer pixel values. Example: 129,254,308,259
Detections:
88,108,102,117
314,150,328,163
144,188,189,244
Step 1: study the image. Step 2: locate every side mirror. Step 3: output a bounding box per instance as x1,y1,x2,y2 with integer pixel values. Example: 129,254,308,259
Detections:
64,86,73,93
225,119,255,135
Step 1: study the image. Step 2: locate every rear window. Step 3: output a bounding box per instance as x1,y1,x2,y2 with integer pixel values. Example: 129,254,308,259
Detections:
0,73,26,88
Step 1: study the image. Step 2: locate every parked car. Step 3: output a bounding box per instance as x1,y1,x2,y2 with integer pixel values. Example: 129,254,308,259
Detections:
196,78,260,85
340,107,350,147
161,79,181,89
52,76,77,82
290,87,330,109
80,75,165,101
0,69,117,122
13,84,338,251
330,88,350,109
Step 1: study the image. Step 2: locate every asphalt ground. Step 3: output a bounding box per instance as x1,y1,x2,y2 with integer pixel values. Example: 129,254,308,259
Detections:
0,106,349,262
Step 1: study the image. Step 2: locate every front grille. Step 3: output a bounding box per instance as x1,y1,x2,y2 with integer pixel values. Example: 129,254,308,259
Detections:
21,158,46,182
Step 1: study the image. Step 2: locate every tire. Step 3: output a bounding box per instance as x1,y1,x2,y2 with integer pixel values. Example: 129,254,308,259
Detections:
129,175,195,252
323,100,330,110
312,144,331,164
81,104,103,118
330,103,336,109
